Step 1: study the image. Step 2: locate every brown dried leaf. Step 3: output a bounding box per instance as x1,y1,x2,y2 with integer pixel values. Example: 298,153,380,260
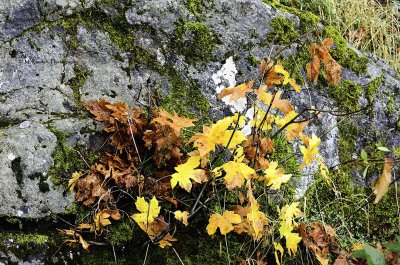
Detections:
325,59,342,85
306,55,321,83
372,157,394,203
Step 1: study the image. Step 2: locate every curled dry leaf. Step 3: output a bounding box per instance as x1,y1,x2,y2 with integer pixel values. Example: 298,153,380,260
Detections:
306,38,342,85
372,157,394,203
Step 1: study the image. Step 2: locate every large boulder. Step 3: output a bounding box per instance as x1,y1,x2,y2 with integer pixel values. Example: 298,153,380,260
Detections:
0,0,398,263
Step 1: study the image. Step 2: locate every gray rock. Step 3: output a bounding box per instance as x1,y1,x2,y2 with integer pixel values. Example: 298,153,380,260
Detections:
0,122,74,218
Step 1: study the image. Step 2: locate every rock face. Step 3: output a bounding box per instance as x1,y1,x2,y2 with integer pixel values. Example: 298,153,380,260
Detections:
0,0,399,262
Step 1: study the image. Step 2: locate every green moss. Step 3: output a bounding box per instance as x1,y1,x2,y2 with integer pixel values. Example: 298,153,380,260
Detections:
248,55,259,67
305,167,399,245
393,146,400,157
156,65,210,130
107,221,134,245
337,119,358,162
59,17,79,50
185,0,203,18
280,44,312,85
265,16,300,46
323,25,368,75
68,64,92,109
263,0,320,31
172,20,215,64
47,126,99,186
14,234,49,245
386,96,395,114
327,80,361,113
364,76,382,106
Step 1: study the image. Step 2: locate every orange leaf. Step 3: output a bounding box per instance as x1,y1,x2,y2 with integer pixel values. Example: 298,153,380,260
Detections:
306,55,320,83
152,109,196,135
218,80,254,101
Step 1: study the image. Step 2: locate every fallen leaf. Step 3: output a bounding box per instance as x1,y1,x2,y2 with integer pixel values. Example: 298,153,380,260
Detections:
372,157,394,203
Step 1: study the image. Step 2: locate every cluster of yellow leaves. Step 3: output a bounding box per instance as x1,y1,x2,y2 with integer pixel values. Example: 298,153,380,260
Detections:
275,203,303,261
68,50,342,258
213,147,255,190
190,116,247,157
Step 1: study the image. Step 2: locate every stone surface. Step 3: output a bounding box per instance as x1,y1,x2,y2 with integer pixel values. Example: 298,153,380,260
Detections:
0,0,398,220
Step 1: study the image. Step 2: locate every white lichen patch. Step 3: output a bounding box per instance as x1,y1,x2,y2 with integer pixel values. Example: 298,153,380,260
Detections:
212,57,247,112
7,153,16,161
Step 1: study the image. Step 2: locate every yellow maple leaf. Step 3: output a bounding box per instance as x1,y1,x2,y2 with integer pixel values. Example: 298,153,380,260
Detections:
152,109,196,135
213,148,256,190
263,161,292,190
372,157,394,203
190,117,246,157
285,232,302,256
247,196,268,240
94,211,111,231
275,111,309,141
68,171,82,192
217,80,254,101
300,134,321,165
231,112,246,127
206,211,242,235
274,242,284,265
255,88,294,115
174,210,189,226
171,156,207,192
274,64,302,93
131,197,160,224
278,202,302,226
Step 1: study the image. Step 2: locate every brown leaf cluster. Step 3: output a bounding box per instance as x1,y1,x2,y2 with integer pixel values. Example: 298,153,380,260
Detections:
86,99,147,161
306,38,342,85
243,135,275,170
144,109,196,166
299,222,342,264
74,101,196,208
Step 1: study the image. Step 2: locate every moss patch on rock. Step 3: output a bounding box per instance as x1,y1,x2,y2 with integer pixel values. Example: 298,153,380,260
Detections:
263,0,320,31
265,16,300,46
327,80,362,113
47,126,99,186
171,20,215,64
